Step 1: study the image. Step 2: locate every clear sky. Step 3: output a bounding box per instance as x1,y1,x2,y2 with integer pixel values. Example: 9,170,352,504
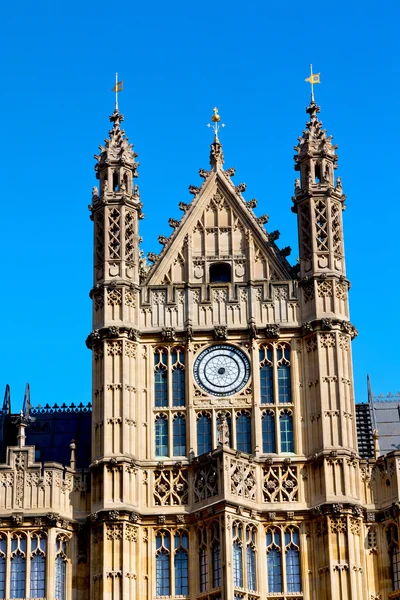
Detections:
1,0,399,410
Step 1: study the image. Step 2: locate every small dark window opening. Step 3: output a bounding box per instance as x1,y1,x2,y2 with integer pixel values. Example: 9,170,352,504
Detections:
113,172,119,192
124,173,129,192
210,263,231,283
315,163,321,183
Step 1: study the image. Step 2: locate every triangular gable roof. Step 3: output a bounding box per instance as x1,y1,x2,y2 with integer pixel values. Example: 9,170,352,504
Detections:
145,167,293,285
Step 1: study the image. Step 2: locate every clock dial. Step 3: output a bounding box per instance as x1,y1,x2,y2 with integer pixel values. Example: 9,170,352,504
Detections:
194,345,251,396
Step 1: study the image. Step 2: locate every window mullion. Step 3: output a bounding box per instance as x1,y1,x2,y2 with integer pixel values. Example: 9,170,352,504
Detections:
26,532,32,599
281,530,287,595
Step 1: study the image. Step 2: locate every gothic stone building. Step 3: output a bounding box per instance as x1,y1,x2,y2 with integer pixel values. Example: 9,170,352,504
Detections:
0,99,399,600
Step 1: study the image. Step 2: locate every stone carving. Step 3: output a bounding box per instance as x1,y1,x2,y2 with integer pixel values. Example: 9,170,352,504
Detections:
188,185,200,195
128,328,140,341
321,318,333,330
161,327,176,342
153,468,188,506
198,168,209,179
108,326,120,337
303,282,315,303
265,324,280,339
273,286,288,300
257,214,269,225
178,201,190,213
317,280,333,297
229,458,257,501
158,235,169,246
280,246,291,257
246,198,257,209
194,460,219,503
262,465,299,502
330,517,347,533
125,291,136,308
147,252,159,264
107,341,122,356
235,183,247,193
109,510,120,521
217,414,230,446
106,524,123,540
107,288,122,306
306,337,317,352
338,334,349,350
320,334,336,348
349,518,361,536
125,524,138,542
125,343,136,359
214,325,228,340
168,218,180,229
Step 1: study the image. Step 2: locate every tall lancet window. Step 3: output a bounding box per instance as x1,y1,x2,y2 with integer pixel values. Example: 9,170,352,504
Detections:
388,524,400,591
285,528,301,592
198,528,208,592
232,522,243,588
0,536,6,599
236,411,252,453
172,349,185,407
55,537,67,600
259,346,273,404
197,412,212,455
174,532,189,595
246,526,257,592
30,533,46,598
155,414,168,457
10,534,26,599
277,345,291,403
266,528,282,593
172,413,186,456
211,523,221,589
156,531,171,596
154,349,168,407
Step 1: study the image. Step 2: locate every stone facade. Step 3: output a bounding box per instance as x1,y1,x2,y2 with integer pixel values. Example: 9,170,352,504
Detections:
0,100,399,600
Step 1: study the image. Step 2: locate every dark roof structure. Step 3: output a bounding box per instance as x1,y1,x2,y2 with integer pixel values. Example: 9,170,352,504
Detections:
0,384,91,468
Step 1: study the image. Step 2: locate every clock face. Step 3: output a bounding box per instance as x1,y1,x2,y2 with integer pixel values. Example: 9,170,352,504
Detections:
193,345,251,396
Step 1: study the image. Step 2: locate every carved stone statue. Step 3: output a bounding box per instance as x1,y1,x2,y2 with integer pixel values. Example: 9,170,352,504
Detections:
217,414,230,446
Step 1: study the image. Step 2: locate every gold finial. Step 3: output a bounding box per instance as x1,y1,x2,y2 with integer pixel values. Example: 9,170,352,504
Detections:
305,64,320,102
207,107,225,138
112,72,124,110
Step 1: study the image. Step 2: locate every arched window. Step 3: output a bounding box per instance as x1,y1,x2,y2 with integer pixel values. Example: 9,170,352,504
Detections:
154,350,168,407
277,345,291,403
156,531,170,596
30,534,46,598
259,346,273,404
174,532,188,595
55,537,67,600
232,522,243,588
10,534,26,599
262,411,276,453
212,543,221,588
172,349,185,407
210,263,231,283
0,536,6,599
173,414,186,456
388,524,400,591
197,413,212,455
266,528,282,593
246,526,257,591
285,528,301,592
155,415,168,457
236,412,251,454
280,411,294,453
199,546,207,592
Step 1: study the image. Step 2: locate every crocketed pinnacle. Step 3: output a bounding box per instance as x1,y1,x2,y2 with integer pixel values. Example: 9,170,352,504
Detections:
294,99,338,165
94,108,139,177
210,135,224,171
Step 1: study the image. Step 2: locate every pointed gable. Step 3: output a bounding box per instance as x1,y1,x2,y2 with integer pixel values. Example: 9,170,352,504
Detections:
145,169,292,286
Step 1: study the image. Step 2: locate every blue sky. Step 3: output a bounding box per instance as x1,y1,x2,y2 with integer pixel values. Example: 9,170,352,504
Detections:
1,0,399,410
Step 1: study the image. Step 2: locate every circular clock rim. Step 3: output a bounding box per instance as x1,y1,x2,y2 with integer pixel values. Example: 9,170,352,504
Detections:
193,344,251,397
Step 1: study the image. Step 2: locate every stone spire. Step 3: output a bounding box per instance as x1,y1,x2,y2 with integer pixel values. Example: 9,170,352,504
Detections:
292,99,346,281
90,106,143,289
